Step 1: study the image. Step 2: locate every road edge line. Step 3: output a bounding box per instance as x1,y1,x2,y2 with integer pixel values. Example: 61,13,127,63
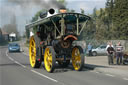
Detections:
6,50,26,68
31,70,58,83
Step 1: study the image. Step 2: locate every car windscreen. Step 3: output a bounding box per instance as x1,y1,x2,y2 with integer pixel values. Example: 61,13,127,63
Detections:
100,46,106,49
9,43,19,46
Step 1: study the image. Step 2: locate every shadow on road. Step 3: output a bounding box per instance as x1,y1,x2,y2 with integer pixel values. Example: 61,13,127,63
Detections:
53,64,97,73
84,64,109,70
32,63,92,73
42,63,98,73
0,63,109,73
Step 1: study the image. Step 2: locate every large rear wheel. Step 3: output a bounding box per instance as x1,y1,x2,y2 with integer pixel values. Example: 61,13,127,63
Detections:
44,46,56,73
29,36,41,68
72,46,84,71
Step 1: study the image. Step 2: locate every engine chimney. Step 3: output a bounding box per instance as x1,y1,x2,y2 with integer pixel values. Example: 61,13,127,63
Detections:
40,8,56,18
59,7,67,13
49,8,55,14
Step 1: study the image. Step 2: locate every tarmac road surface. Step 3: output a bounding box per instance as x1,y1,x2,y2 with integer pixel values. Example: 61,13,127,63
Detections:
0,46,128,85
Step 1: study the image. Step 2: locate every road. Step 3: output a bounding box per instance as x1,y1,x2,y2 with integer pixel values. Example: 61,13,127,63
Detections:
0,46,128,85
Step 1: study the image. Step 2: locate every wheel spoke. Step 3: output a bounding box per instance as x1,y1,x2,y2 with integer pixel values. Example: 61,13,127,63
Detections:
72,47,82,70
72,57,76,62
44,47,54,72
76,62,80,67
49,61,52,66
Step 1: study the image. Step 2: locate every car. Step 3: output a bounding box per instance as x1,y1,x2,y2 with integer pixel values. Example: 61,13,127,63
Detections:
91,45,107,56
8,43,20,52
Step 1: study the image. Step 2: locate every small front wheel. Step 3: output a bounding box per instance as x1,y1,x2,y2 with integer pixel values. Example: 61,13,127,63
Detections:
44,46,56,73
72,46,84,71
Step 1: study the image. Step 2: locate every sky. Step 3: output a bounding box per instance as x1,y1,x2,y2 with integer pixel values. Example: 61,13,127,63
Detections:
66,0,106,13
0,0,106,36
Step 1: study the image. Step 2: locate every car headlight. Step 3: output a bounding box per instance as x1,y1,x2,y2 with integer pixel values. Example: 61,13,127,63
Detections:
9,47,12,50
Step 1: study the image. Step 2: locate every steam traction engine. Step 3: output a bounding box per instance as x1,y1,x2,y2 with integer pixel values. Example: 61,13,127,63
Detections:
26,8,90,73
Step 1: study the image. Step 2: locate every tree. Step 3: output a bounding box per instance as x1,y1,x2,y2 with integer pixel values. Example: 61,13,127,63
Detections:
25,28,30,39
92,7,97,20
112,0,128,39
31,9,46,22
106,0,114,22
70,9,75,13
105,0,114,38
2,14,18,35
82,0,128,40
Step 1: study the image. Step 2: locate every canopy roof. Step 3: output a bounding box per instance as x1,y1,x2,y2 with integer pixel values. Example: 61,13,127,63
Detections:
26,13,91,29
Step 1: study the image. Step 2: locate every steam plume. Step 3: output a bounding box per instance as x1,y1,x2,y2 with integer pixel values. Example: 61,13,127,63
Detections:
2,0,65,35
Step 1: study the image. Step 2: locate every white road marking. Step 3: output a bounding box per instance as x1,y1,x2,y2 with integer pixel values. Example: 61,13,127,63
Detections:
6,50,14,61
31,70,58,82
14,61,26,68
0,49,1,56
123,78,128,80
6,50,9,57
6,50,58,83
105,74,115,77
6,50,26,68
8,57,14,61
95,72,100,74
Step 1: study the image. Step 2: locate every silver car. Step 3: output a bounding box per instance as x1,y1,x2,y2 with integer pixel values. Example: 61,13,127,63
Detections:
91,45,107,56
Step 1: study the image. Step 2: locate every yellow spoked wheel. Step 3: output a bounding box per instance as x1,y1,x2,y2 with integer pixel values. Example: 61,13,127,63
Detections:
72,46,84,71
44,46,55,73
29,36,41,68
29,36,36,67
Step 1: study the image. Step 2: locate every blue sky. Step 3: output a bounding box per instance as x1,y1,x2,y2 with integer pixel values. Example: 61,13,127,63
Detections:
0,0,106,35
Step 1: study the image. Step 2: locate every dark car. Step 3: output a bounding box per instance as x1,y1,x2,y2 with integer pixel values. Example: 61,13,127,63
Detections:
8,43,20,52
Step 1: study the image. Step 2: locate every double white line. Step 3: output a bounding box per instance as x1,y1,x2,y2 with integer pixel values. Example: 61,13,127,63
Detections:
6,50,58,83
6,50,26,68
